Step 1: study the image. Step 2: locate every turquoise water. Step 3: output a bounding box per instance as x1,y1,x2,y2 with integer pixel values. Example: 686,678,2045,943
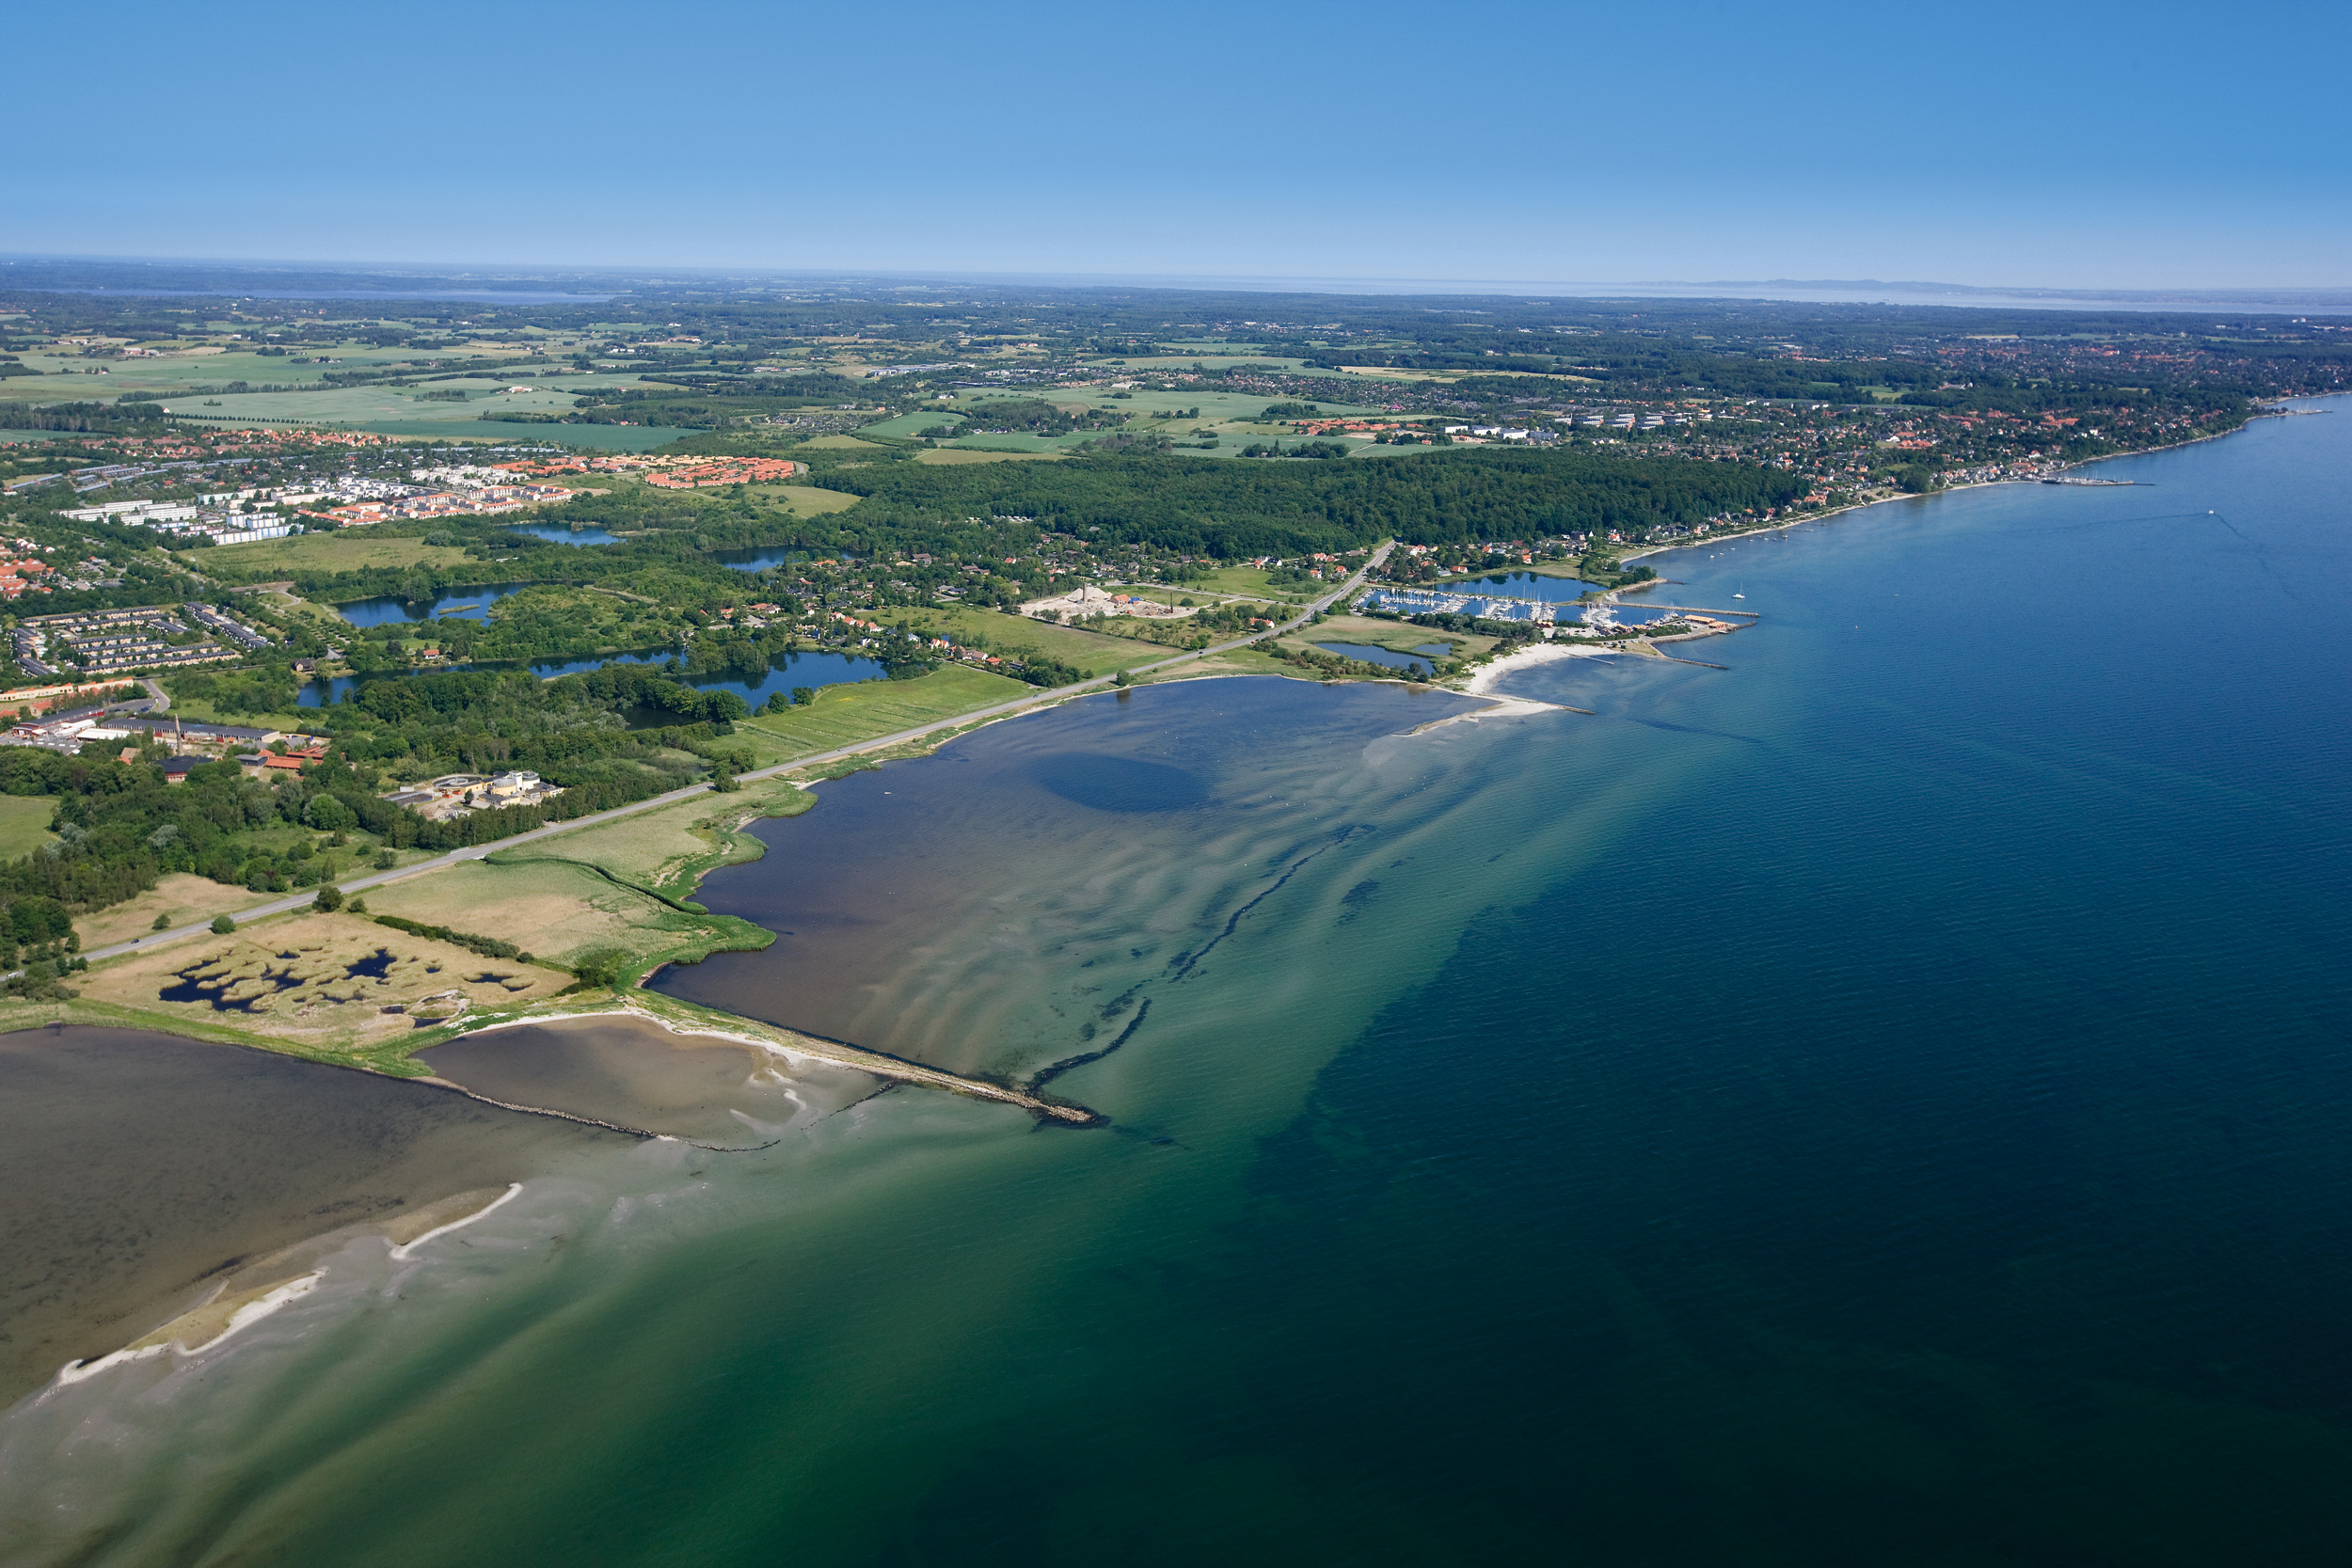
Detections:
8,405,2352,1564
508,521,623,546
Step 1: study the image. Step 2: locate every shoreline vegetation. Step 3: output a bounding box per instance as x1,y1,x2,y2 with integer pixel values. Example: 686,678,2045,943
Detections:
13,399,2309,1097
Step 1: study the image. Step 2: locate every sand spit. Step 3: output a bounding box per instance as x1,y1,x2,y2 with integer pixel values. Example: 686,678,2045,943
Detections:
388,1183,524,1260
49,1273,324,1391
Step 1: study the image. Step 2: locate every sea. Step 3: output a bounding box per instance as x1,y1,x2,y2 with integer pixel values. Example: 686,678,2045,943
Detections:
3,402,2348,1565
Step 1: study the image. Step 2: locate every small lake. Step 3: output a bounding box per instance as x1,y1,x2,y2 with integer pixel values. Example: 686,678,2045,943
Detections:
301,648,886,708
508,522,623,546
332,583,534,626
715,547,798,574
1314,641,1451,675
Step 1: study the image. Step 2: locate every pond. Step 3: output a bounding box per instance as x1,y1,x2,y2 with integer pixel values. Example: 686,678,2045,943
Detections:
507,522,623,546
1314,641,1449,675
714,547,798,574
332,584,534,626
300,648,888,708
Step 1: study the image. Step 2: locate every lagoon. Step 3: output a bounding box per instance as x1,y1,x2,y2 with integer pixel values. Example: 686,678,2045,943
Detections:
1312,640,1448,673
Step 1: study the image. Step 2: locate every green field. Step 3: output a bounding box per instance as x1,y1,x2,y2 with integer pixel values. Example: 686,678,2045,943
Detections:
0,795,57,860
860,410,965,438
341,420,693,450
737,666,1035,762
883,605,1165,675
1182,564,1316,601
0,359,696,450
913,448,1067,466
189,532,477,578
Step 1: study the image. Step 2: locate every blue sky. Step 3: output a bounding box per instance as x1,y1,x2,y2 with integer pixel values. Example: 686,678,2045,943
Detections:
13,0,2348,289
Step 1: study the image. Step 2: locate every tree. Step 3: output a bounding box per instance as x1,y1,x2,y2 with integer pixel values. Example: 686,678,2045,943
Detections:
211,915,236,934
312,885,343,912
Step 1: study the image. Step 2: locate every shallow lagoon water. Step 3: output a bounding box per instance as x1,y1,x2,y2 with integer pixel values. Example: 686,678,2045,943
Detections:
1311,639,1447,673
8,404,2352,1564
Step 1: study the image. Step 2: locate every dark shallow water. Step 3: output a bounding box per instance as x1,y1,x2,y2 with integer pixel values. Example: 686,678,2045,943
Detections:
0,1027,608,1402
8,404,2352,1565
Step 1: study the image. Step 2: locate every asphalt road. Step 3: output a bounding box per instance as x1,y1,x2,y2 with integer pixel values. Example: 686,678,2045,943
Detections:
81,545,1394,968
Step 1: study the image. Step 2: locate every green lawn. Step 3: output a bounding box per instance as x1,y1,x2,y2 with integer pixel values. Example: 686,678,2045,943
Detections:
1184,564,1315,602
0,795,56,860
737,666,1035,762
861,410,965,438
884,604,1164,675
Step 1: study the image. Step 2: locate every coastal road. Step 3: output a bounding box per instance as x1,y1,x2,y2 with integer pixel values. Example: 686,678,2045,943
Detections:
80,544,1396,967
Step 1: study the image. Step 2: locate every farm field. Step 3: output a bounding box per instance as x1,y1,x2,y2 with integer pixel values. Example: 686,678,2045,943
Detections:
0,341,573,401
736,665,1034,762
882,605,1161,675
914,448,1066,465
345,420,691,450
859,410,962,437
96,377,625,425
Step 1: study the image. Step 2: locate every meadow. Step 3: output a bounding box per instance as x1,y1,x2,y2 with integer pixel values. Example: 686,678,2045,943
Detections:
190,532,477,578
735,665,1036,763
0,795,56,861
880,605,1162,676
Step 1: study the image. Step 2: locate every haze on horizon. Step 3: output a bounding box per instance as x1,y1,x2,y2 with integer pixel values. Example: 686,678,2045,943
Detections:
13,0,2348,293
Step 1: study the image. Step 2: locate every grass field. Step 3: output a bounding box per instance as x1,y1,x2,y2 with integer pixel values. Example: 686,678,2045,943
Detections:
1291,612,1481,659
914,448,1067,465
736,665,1034,761
860,411,965,438
492,784,803,893
802,435,886,450
74,872,269,951
1279,610,1496,662
0,795,56,861
190,532,475,578
744,483,861,513
883,606,1163,676
1182,564,1316,602
365,854,758,976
